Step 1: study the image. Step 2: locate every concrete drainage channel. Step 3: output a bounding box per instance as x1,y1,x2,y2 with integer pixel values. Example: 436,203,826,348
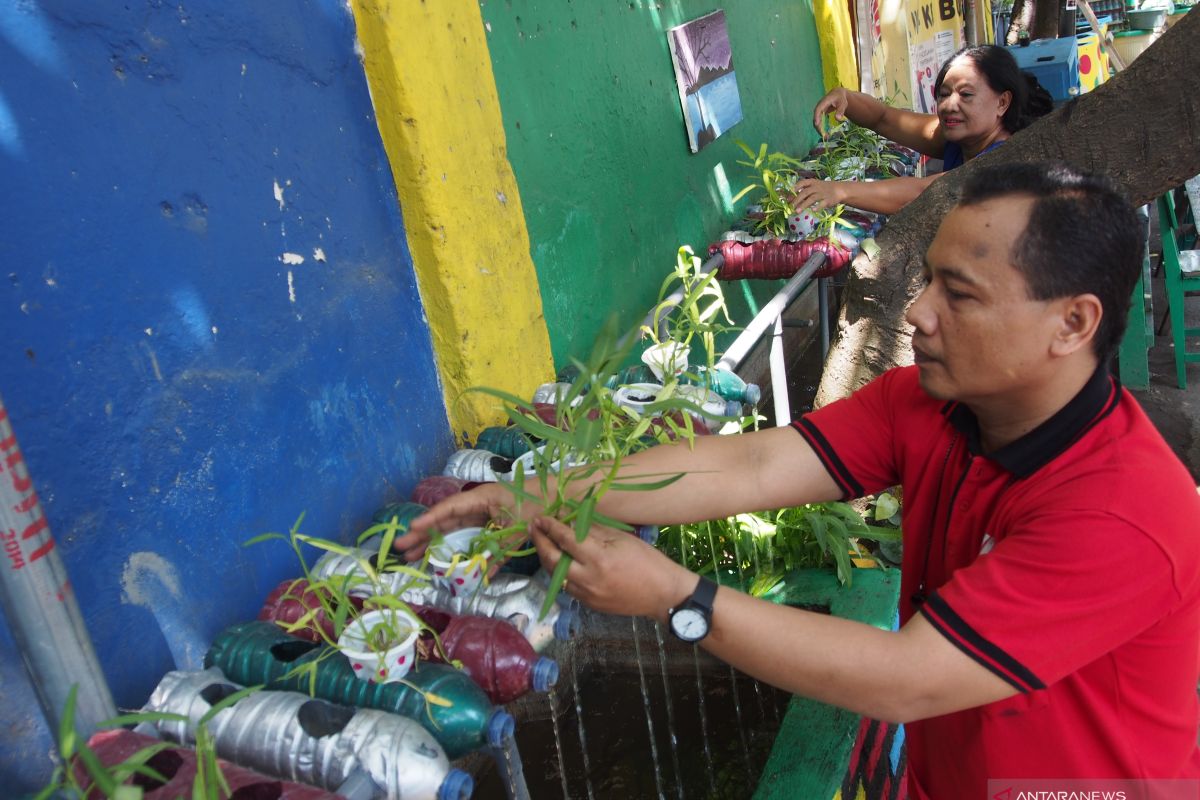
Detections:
461,606,794,799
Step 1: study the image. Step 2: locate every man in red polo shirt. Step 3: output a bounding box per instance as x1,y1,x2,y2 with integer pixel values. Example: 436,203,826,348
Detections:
405,162,1200,795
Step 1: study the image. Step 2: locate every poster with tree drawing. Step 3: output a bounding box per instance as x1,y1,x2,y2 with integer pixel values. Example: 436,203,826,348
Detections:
668,10,743,153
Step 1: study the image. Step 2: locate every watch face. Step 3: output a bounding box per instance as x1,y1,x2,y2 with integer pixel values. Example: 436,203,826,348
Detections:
670,607,708,642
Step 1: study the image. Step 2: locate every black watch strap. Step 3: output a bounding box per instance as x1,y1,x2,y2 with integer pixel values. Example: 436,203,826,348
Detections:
688,575,718,613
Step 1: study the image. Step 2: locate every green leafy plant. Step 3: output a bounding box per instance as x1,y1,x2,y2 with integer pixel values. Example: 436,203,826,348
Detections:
656,502,900,594
245,514,456,711
642,245,737,370
34,683,261,800
731,140,806,237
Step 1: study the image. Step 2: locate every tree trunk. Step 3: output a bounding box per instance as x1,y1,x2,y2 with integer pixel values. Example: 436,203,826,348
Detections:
1033,0,1062,40
815,11,1200,408
1006,0,1037,44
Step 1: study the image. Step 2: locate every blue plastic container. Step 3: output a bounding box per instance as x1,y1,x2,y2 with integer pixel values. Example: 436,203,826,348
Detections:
1006,37,1080,104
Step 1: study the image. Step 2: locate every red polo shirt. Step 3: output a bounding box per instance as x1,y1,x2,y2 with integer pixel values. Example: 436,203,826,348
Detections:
794,365,1200,797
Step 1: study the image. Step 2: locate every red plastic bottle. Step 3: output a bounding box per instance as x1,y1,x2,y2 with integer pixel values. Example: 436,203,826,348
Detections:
414,606,559,705
83,729,337,799
412,475,482,506
258,578,361,644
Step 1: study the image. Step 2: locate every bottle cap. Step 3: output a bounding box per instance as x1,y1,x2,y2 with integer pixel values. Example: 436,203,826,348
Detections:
485,709,516,747
532,657,560,692
438,769,475,800
554,607,581,640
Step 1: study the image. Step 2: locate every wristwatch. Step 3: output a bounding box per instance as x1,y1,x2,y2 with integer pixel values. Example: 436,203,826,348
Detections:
668,576,718,643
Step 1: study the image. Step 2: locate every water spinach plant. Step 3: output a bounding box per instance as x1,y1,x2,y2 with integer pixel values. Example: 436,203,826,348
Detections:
655,502,901,595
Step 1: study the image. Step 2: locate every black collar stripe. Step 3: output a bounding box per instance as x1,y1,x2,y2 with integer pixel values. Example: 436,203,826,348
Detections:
791,418,863,499
921,592,1046,693
939,366,1117,478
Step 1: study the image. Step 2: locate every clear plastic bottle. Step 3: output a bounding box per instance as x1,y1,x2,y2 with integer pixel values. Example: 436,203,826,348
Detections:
442,449,512,483
311,550,581,653
141,667,473,800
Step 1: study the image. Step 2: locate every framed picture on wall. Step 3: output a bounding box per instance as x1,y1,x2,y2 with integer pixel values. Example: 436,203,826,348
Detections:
667,10,744,153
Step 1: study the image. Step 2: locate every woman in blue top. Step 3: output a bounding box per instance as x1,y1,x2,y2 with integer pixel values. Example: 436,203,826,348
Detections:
792,45,1052,215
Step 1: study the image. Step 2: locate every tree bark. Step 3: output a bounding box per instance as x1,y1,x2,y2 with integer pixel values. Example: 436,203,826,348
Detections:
814,11,1200,408
1006,0,1037,44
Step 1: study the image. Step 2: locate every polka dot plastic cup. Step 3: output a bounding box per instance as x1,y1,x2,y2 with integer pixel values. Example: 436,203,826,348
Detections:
338,608,420,684
429,527,490,599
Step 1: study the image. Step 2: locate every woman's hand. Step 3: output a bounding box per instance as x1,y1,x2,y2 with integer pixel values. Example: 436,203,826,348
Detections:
530,515,696,622
813,88,851,137
393,482,519,562
790,179,846,214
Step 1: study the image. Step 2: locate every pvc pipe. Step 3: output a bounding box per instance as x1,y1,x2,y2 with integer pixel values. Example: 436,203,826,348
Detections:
716,252,828,372
770,315,791,428
818,276,831,359
619,254,724,351
0,395,117,742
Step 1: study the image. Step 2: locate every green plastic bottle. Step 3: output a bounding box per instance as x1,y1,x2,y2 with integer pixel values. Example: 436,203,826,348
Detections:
205,621,513,758
370,501,428,532
475,426,534,459
680,366,762,405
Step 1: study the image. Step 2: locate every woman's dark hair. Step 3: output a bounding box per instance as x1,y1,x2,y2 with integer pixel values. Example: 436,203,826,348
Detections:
958,161,1143,361
932,44,1053,133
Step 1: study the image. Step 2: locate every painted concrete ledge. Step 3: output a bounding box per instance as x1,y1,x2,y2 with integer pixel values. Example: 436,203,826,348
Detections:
753,568,904,800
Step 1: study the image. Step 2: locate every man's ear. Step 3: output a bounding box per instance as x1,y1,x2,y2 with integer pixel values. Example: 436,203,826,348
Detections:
1050,294,1103,357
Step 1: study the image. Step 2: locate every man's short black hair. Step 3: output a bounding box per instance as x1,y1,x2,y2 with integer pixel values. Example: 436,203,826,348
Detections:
958,161,1144,362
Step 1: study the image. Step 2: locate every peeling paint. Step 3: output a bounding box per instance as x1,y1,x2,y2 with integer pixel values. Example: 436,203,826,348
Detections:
119,551,205,670
273,179,285,210
313,247,326,262
281,252,304,265
287,270,296,303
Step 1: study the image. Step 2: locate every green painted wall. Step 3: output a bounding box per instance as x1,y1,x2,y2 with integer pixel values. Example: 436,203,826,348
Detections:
480,0,828,366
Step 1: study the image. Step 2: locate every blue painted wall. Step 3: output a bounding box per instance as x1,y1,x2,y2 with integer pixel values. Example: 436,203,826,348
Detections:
0,1,454,791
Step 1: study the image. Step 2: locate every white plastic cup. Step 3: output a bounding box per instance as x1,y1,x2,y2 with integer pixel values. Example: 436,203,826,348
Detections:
338,608,420,684
429,527,490,598
640,342,690,382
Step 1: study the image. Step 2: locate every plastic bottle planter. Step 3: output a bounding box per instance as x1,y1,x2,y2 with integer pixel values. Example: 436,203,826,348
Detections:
414,606,559,705
372,501,429,531
675,385,744,432
508,444,586,479
411,476,476,507
606,363,658,389
708,236,851,280
258,577,362,644
787,209,819,237
428,528,490,599
531,382,573,405
612,383,662,416
83,728,338,800
398,572,580,653
640,341,690,382
614,383,738,433
680,366,762,406
338,608,421,684
442,449,512,483
475,425,534,459
141,668,472,800
313,549,581,652
205,621,513,759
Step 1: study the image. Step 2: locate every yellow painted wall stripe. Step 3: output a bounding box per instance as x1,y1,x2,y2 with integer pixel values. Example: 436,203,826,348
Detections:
349,0,554,440
815,0,861,91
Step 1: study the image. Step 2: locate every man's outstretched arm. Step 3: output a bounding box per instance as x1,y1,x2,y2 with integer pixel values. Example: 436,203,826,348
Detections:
530,515,1017,724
